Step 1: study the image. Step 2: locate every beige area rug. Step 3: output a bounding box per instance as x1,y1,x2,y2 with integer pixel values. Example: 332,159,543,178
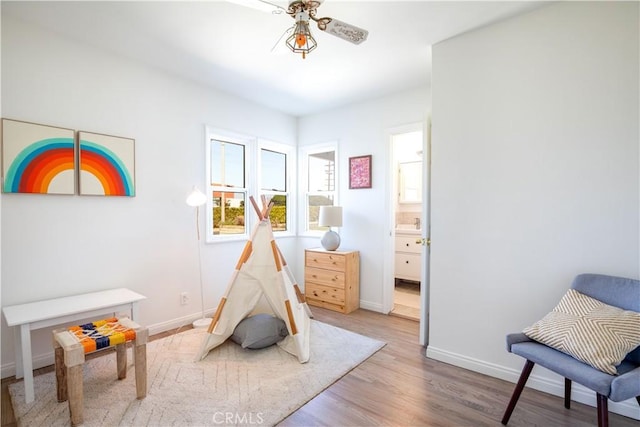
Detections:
10,320,385,426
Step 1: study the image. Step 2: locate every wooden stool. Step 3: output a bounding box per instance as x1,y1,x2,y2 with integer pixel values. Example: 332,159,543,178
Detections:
53,317,148,426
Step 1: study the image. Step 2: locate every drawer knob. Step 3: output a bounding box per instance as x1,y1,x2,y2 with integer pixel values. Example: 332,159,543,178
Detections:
405,243,409,247
406,260,409,264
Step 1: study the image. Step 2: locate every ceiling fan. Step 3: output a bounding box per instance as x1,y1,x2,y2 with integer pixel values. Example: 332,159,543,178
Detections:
245,0,369,58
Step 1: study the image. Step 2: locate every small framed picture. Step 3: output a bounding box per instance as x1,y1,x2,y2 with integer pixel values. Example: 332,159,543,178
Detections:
349,155,372,189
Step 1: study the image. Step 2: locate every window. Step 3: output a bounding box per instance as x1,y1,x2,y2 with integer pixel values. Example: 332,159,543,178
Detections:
259,141,294,234
205,127,294,242
208,136,249,239
300,143,338,234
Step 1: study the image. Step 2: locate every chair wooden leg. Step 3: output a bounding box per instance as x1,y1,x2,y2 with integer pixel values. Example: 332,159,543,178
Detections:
501,360,535,425
564,378,571,409
134,342,147,399
596,393,608,427
67,365,84,426
54,346,67,402
116,343,127,380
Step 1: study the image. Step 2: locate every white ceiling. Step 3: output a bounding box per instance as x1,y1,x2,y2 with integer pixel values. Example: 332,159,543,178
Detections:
3,1,547,117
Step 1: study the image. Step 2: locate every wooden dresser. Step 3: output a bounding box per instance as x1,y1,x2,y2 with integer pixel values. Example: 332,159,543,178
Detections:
304,248,360,314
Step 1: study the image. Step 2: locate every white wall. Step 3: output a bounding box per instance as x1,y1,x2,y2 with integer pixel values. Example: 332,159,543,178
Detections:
429,1,639,418
296,87,431,311
0,16,297,374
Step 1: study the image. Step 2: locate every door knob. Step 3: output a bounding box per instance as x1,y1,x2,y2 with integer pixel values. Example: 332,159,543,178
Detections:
416,238,431,247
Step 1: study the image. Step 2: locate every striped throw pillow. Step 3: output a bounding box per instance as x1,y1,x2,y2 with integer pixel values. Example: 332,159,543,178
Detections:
523,289,640,375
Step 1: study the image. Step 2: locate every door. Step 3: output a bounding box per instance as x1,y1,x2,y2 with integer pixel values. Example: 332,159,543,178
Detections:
384,121,430,346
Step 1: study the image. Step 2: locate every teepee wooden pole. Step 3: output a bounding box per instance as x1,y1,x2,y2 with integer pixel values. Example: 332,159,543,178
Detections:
284,300,298,335
270,241,282,272
249,196,263,221
235,241,253,269
276,245,312,311
277,247,302,300
263,200,275,219
207,297,227,334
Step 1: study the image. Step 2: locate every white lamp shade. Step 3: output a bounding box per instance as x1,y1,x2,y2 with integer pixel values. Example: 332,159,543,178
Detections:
318,206,342,227
186,187,207,207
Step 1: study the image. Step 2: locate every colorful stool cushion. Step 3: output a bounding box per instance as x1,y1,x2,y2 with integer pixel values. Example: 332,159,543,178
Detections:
68,317,137,353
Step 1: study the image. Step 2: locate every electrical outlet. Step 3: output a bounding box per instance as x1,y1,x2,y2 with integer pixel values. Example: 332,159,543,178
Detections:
180,292,189,305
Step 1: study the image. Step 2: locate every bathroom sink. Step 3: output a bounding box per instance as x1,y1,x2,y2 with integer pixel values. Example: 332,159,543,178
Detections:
396,224,421,233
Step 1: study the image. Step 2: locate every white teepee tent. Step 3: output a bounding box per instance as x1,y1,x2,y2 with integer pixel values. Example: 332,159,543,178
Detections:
197,196,313,363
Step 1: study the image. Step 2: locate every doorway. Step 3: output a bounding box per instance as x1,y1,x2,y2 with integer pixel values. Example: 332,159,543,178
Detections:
384,122,430,345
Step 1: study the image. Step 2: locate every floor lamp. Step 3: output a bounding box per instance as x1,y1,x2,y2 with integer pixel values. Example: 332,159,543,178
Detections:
186,187,211,328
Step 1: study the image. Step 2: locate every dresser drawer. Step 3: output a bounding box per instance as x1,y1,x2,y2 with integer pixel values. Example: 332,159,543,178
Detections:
305,282,346,306
395,253,421,281
395,236,422,254
305,267,345,289
305,251,345,272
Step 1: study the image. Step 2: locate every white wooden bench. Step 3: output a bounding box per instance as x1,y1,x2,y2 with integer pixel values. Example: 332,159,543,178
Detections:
2,288,146,403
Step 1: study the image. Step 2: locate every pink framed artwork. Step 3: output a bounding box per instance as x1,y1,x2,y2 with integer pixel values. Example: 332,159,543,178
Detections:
349,155,372,189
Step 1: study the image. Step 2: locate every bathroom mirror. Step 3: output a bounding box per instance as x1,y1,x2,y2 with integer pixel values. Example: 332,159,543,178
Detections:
398,161,422,203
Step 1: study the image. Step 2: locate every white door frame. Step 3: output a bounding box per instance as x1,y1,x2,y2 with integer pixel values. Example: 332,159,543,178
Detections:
383,120,431,346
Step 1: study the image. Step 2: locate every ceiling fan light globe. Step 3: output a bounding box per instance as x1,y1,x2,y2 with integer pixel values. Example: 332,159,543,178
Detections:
295,33,307,47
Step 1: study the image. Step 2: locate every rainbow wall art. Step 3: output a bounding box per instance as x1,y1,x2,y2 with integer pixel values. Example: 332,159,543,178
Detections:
2,119,76,194
78,131,135,196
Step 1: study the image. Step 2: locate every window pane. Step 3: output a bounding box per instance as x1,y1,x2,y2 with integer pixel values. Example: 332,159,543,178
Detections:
308,195,334,231
210,140,245,188
212,191,246,235
308,151,335,192
265,194,287,232
261,149,286,192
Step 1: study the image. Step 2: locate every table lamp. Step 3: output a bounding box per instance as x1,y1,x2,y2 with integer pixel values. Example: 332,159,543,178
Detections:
318,205,343,251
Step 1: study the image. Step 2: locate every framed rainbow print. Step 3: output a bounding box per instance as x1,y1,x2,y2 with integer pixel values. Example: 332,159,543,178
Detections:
2,119,76,195
78,131,135,196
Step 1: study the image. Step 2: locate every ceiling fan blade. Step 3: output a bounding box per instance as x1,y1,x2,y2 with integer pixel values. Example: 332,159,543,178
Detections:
321,18,368,45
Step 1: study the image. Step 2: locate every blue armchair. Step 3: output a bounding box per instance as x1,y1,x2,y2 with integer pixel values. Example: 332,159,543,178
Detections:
501,273,640,427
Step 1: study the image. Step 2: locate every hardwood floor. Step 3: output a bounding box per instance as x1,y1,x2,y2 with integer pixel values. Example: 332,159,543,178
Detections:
2,309,638,426
391,280,421,321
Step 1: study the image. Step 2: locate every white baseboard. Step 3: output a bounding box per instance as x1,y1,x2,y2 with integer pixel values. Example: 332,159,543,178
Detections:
426,346,640,421
359,299,384,313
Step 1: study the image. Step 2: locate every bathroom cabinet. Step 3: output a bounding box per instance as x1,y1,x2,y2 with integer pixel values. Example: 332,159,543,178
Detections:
395,233,422,282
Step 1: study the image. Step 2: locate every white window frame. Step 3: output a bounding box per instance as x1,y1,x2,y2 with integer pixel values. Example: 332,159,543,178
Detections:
298,141,339,237
205,127,253,243
258,139,296,237
204,126,295,243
